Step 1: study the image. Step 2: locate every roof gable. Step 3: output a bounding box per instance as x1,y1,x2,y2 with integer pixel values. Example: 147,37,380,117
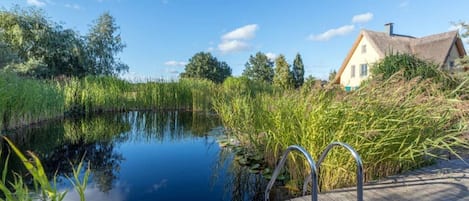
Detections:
412,31,459,65
334,29,465,84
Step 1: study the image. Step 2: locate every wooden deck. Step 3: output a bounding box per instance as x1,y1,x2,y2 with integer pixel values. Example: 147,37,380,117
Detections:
288,158,469,201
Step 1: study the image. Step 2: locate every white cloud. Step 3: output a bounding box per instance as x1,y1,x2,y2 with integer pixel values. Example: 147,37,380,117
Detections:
164,60,187,67
308,25,355,41
217,24,258,54
218,40,250,54
265,52,277,61
222,24,259,41
26,0,46,7
207,47,215,52
352,12,373,24
65,3,80,10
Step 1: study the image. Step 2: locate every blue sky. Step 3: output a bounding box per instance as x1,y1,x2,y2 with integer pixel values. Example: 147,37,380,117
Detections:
1,0,469,80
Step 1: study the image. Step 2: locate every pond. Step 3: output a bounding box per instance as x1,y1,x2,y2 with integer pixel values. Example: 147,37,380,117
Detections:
1,111,271,201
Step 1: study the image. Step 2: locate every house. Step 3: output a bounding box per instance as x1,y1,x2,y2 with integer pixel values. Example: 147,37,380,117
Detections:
334,23,467,91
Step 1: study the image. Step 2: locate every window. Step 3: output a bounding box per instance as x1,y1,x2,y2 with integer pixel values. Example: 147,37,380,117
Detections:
360,64,368,76
351,65,356,78
449,61,455,70
361,45,366,54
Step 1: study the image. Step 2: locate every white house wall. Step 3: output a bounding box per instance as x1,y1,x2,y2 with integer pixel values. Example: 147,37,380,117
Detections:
340,36,381,88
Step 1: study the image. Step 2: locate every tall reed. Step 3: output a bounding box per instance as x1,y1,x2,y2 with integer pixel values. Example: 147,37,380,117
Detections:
1,137,91,201
213,73,469,191
62,76,217,115
0,72,64,130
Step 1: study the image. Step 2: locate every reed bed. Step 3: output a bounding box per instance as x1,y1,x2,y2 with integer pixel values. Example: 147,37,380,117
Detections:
63,76,217,114
0,72,64,130
1,72,218,131
213,73,469,192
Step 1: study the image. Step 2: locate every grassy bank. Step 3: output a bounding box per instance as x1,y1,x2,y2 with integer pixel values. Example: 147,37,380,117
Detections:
1,68,468,196
0,72,64,130
0,72,217,130
213,73,469,192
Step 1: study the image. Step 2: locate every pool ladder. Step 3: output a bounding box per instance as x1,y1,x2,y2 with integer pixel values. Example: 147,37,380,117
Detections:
264,142,363,201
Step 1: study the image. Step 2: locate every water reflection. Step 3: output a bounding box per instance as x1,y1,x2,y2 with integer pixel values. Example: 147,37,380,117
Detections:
1,111,268,201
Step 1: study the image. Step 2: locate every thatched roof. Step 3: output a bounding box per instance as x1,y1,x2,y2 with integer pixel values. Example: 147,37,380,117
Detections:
365,30,460,65
334,29,467,84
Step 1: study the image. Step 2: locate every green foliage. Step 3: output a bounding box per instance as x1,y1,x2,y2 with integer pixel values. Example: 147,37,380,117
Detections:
0,72,218,130
214,72,469,191
180,52,232,83
63,76,217,114
0,7,127,78
221,76,274,98
0,72,64,130
1,137,91,201
455,21,469,70
86,12,128,76
292,53,305,88
328,70,337,82
371,53,458,90
242,52,274,83
273,54,293,89
2,137,67,201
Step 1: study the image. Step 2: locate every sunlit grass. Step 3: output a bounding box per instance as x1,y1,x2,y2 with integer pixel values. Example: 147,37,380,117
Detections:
213,73,469,192
0,72,64,130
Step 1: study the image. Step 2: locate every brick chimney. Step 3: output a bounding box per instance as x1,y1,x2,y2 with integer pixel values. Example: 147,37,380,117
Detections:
385,23,394,36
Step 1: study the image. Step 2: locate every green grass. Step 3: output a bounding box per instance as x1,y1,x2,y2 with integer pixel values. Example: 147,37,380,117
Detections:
0,72,64,130
1,136,91,201
213,73,469,192
1,65,469,197
0,72,218,131
63,76,217,114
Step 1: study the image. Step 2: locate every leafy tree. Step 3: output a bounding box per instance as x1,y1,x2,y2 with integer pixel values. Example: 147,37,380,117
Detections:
86,12,128,76
328,70,337,82
242,52,274,83
0,7,53,76
292,53,305,88
0,7,95,77
273,54,293,89
180,52,232,83
455,22,469,69
0,42,19,68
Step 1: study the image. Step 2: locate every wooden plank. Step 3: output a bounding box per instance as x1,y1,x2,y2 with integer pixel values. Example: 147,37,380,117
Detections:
287,158,469,201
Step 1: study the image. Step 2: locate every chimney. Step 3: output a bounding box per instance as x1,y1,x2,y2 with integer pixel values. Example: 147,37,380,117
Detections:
385,23,394,36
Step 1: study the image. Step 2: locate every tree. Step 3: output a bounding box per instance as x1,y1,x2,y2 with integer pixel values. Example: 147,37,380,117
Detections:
455,22,469,69
273,54,293,89
0,7,93,78
292,53,305,88
242,52,274,83
0,7,53,77
86,12,128,76
180,52,232,83
328,70,337,82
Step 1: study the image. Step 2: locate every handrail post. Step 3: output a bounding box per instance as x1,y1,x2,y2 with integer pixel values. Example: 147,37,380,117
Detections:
302,142,363,201
264,145,318,201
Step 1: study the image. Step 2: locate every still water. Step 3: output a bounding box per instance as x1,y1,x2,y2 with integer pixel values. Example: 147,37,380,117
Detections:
2,111,266,201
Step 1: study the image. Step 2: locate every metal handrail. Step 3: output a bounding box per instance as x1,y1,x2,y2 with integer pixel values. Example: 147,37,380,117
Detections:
302,142,364,201
264,145,318,201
